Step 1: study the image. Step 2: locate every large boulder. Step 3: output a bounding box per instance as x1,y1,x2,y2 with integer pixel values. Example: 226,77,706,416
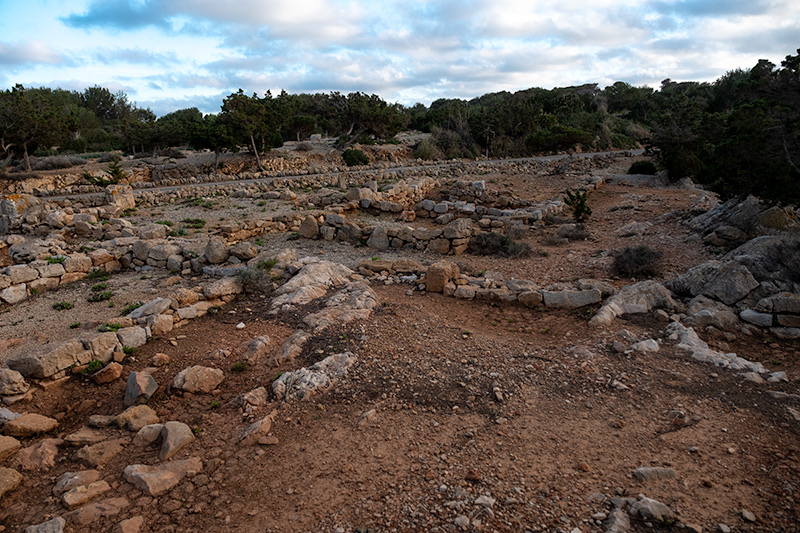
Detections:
105,185,135,210
204,237,229,264
590,281,679,327
425,261,459,293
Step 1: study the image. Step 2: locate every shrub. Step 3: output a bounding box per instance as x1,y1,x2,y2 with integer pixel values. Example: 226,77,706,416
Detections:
52,301,74,311
342,149,369,167
98,323,123,332
120,302,143,316
231,361,248,373
237,267,273,294
31,155,86,171
295,142,313,152
469,232,531,258
563,189,592,223
628,160,658,175
414,139,441,160
612,245,663,278
558,223,590,241
46,255,66,264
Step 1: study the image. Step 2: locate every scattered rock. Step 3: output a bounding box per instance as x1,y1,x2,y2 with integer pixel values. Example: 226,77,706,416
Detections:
3,413,58,437
93,362,123,384
740,509,757,522
0,435,21,461
113,515,144,533
14,438,62,471
24,517,66,533
238,411,277,446
62,480,111,510
159,421,195,461
115,405,159,431
632,466,676,482
64,497,129,526
630,497,675,523
53,470,101,496
0,466,22,498
123,457,203,496
74,438,127,467
0,368,30,395
123,372,158,406
172,366,224,393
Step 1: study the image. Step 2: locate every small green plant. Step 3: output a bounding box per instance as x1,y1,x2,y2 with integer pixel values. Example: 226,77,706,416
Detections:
192,426,202,435
208,306,221,315
342,148,369,167
371,256,380,261
120,302,143,316
91,282,108,291
563,189,592,223
69,322,81,329
86,269,110,281
182,218,206,228
257,201,266,207
612,245,663,278
46,255,66,265
210,400,220,409
98,323,123,332
88,290,113,302
627,160,658,175
122,346,136,355
257,258,277,271
121,207,136,217
156,220,174,226
238,267,272,294
254,239,264,246
52,301,74,311
82,359,104,375
231,361,248,373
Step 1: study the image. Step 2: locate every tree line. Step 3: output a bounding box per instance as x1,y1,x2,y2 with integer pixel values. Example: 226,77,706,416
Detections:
1,48,798,202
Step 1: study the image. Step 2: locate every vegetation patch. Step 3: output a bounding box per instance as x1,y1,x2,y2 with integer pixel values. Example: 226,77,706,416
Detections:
612,245,663,278
469,232,531,258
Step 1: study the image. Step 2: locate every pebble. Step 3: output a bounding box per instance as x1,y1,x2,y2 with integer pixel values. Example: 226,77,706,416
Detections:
740,509,757,522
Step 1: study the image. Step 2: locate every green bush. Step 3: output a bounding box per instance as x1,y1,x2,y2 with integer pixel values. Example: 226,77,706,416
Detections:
342,149,369,167
414,139,441,160
469,232,531,258
612,245,663,278
52,301,74,311
237,267,273,294
628,160,658,175
564,189,592,223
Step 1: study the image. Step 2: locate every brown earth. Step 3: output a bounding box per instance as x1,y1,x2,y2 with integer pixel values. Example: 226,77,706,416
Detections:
0,151,798,532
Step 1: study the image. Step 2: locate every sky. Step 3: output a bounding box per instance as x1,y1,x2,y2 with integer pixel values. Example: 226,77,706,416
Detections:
0,0,797,116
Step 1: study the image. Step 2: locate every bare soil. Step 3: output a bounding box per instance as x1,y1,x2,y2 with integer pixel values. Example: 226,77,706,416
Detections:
0,151,798,533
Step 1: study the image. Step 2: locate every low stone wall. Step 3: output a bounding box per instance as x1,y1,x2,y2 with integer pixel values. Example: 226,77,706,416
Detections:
356,258,610,309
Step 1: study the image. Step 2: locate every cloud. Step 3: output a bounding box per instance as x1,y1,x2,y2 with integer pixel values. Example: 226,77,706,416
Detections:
92,48,178,65
62,0,171,29
0,41,65,67
650,0,775,17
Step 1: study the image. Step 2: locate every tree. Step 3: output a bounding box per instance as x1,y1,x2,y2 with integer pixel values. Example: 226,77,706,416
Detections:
189,114,236,175
220,90,269,170
4,85,66,171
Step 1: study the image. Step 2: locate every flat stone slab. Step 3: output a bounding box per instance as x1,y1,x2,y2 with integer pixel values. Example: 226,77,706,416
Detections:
74,438,128,467
62,480,111,510
3,413,58,437
23,516,65,533
123,457,203,496
64,427,108,447
53,470,101,497
115,405,159,431
64,497,129,526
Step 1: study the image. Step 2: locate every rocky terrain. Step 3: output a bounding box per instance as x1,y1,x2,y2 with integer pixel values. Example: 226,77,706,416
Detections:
0,143,798,533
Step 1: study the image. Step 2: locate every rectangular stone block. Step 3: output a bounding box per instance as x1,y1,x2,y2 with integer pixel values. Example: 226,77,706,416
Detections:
7,339,86,378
